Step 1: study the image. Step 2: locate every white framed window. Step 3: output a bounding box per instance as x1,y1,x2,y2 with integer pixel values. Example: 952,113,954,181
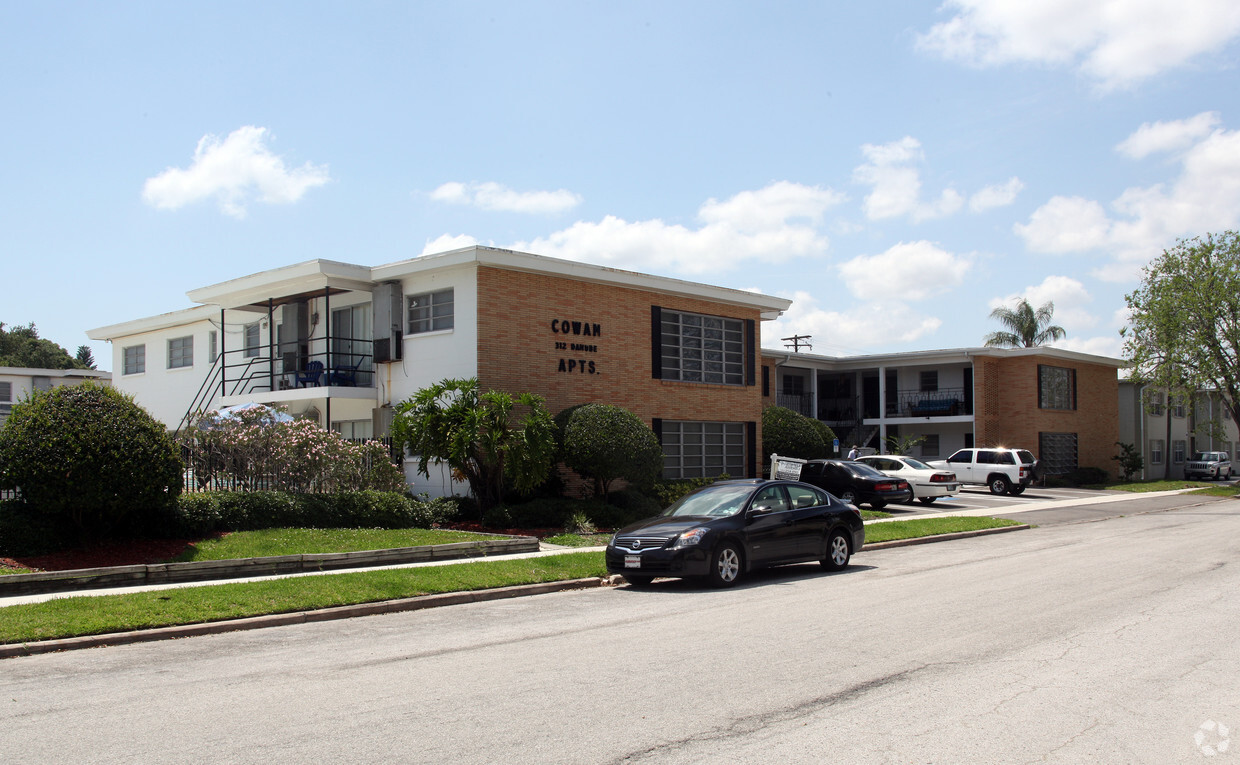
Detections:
407,289,454,334
661,421,745,479
331,420,374,441
122,344,145,375
0,382,11,402
167,336,193,369
1173,440,1187,464
1149,439,1164,465
208,330,218,363
660,309,744,386
243,323,260,358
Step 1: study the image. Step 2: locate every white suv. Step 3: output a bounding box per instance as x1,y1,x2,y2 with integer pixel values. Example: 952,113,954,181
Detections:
1185,451,1232,481
930,447,1038,496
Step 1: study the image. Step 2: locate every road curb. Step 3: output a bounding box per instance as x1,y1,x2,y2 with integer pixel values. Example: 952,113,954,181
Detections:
0,577,614,659
860,523,1031,550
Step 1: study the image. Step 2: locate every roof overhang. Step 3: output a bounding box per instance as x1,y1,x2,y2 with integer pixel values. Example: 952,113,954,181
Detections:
186,259,375,310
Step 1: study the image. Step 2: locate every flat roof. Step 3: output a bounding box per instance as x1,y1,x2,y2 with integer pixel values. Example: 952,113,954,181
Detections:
761,345,1126,369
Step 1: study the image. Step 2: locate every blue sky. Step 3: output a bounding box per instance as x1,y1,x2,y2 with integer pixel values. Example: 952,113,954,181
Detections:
5,1,1240,370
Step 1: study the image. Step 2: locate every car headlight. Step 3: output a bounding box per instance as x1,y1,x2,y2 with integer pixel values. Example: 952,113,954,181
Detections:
608,532,618,548
671,527,709,550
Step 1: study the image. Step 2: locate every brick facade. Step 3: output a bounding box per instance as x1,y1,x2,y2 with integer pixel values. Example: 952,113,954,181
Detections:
475,266,766,477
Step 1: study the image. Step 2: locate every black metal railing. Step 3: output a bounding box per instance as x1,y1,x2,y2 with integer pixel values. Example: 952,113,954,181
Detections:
894,387,971,417
776,392,813,417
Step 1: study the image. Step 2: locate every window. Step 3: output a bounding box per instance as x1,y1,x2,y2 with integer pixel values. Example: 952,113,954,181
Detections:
920,370,938,392
660,310,744,385
167,336,193,369
661,421,745,479
331,420,374,441
407,289,454,334
1173,440,1186,464
921,434,940,457
122,344,145,375
208,330,218,363
1039,432,1078,476
1145,391,1165,416
1171,395,1186,418
243,323,260,358
1038,365,1076,410
782,375,805,396
331,304,373,379
0,382,10,402
1149,439,1164,465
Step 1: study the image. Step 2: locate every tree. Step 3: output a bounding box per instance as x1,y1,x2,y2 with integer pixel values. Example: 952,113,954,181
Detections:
983,299,1066,348
75,345,96,369
884,432,925,456
0,382,182,540
391,378,557,513
762,405,829,465
1123,231,1240,444
559,404,663,500
0,322,86,370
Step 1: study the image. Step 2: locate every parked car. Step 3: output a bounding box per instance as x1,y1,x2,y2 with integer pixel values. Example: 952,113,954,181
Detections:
605,478,865,588
855,454,961,505
929,447,1037,495
798,459,913,509
1185,451,1232,481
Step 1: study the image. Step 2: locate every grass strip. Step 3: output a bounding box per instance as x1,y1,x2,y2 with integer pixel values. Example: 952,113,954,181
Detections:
170,527,508,562
0,552,606,645
865,516,1022,544
1096,480,1217,492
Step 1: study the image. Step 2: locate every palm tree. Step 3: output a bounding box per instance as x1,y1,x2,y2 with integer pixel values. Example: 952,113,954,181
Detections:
983,299,1065,348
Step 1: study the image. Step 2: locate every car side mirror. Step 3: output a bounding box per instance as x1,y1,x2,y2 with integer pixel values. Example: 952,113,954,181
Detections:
748,504,773,517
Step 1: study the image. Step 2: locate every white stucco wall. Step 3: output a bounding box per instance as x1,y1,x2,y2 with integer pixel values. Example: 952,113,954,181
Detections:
105,311,222,428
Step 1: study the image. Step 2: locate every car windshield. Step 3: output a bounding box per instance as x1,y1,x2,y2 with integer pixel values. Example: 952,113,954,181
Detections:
661,484,755,518
1192,452,1222,461
899,457,933,470
847,462,886,478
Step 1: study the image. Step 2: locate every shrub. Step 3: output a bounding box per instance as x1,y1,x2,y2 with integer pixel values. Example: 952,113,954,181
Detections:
0,382,182,540
1113,442,1144,481
559,404,663,499
589,488,662,529
761,405,827,465
0,501,67,556
166,490,457,536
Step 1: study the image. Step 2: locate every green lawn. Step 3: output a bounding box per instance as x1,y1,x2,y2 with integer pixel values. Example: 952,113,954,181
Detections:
864,516,1023,544
0,553,607,645
1097,479,1219,492
170,527,508,561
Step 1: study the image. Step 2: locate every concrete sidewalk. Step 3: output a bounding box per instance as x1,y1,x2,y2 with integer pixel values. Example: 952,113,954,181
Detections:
863,488,1197,524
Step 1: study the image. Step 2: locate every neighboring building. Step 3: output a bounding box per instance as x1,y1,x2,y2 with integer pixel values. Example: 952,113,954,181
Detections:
0,366,112,427
89,246,791,494
1119,381,1240,480
762,347,1124,479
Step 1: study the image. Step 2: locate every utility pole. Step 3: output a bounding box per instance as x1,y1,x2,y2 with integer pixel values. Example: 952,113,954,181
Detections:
782,334,812,352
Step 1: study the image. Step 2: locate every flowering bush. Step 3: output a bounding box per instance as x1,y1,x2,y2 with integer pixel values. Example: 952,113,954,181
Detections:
180,406,405,494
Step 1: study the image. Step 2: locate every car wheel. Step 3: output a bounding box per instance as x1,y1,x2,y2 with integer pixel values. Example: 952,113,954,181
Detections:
820,530,851,572
624,575,654,588
989,475,1010,495
707,542,742,588
1009,485,1025,496
840,489,858,506
918,496,936,505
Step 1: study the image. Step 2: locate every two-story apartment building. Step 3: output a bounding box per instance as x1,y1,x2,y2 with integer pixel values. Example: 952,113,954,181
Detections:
89,246,791,493
762,347,1124,478
0,366,112,428
1119,381,1240,480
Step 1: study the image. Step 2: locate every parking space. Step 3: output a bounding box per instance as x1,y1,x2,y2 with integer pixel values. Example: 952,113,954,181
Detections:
875,485,1127,516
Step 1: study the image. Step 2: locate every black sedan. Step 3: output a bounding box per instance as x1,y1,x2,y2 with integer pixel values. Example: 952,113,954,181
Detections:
798,459,912,509
605,478,865,588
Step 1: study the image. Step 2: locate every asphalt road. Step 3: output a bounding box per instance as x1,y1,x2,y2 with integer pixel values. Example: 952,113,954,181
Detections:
3,494,1238,764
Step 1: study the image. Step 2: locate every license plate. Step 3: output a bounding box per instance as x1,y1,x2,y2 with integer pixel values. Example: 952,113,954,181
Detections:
625,555,641,569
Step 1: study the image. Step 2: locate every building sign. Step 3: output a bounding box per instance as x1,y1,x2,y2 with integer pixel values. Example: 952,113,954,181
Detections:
552,319,601,375
769,454,806,481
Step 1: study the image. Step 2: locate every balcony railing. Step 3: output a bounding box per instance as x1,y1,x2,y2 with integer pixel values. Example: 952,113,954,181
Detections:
221,338,375,396
893,387,970,417
776,392,814,417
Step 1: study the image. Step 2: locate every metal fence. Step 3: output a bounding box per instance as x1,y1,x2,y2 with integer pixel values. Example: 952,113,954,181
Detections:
180,436,402,494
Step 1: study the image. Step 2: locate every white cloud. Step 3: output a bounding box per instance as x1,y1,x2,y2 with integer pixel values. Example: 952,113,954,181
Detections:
142,126,328,219
511,181,843,274
762,291,942,351
1017,114,1240,277
969,177,1024,212
1052,334,1125,358
430,181,581,214
990,275,1097,331
1116,112,1221,159
854,136,1014,222
420,233,480,255
917,0,1240,90
838,241,972,301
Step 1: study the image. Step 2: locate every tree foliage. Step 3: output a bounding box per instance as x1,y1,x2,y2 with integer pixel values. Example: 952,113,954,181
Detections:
983,299,1066,348
391,378,557,513
0,322,87,370
1123,231,1240,434
762,405,830,464
558,403,663,500
0,382,182,540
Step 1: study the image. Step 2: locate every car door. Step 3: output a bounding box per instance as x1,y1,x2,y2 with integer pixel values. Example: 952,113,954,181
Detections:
784,483,832,556
742,484,796,564
945,449,976,482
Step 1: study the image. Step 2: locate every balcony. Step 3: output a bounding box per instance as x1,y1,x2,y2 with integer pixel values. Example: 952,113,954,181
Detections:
890,387,971,418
